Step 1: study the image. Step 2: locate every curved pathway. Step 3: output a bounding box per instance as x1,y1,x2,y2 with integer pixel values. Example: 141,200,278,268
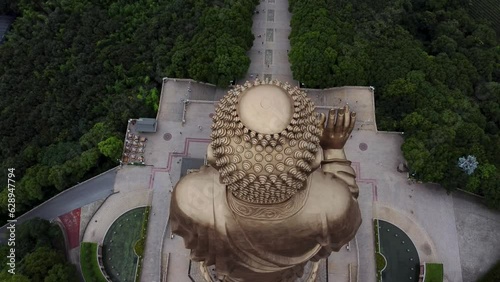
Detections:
82,166,152,243
374,204,438,263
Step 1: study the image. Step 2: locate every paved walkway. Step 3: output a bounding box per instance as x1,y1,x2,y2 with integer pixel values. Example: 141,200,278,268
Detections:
82,166,152,243
141,171,173,282
242,0,295,85
328,240,358,282
453,191,500,282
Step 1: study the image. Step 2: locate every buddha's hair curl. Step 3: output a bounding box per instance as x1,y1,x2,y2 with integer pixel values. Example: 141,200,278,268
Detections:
210,79,322,204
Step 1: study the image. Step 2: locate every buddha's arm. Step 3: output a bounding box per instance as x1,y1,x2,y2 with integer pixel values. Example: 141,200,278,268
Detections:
310,148,361,252
317,105,359,199
170,167,217,263
321,148,359,199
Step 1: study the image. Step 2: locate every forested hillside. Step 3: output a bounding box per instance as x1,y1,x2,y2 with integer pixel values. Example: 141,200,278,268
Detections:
467,0,500,37
289,0,500,207
0,0,257,223
0,218,76,281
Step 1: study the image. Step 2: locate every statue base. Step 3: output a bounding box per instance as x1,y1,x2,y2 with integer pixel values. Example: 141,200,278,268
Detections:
188,259,328,282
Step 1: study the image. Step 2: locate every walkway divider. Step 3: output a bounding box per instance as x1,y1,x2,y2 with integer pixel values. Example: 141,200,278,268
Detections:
162,252,170,282
81,191,119,243
160,215,170,281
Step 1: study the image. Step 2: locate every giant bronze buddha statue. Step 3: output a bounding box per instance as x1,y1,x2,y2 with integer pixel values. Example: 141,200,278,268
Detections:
170,79,361,282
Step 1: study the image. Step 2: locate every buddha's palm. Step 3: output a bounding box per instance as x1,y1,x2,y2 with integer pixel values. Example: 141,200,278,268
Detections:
318,105,356,150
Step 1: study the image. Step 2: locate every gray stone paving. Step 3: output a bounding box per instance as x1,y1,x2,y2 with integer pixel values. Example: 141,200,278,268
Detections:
453,192,500,282
328,241,358,281
82,166,152,243
265,49,273,64
267,9,275,22
141,171,172,282
266,28,274,42
79,199,106,242
242,0,295,84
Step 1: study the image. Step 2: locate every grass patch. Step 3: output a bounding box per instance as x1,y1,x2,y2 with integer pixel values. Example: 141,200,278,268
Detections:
134,238,145,257
424,263,443,282
134,206,151,281
102,207,146,282
374,219,381,252
376,252,387,272
80,242,107,282
373,219,382,281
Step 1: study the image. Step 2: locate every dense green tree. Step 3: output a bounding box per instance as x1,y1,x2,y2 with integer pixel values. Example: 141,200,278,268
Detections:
21,247,63,282
0,219,76,281
0,0,258,222
290,0,500,206
14,218,62,259
44,263,77,282
98,136,123,161
0,272,31,282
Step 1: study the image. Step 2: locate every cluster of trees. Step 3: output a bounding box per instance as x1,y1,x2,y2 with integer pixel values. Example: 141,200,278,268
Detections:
289,0,500,207
0,218,77,281
0,0,257,223
167,0,257,86
467,0,500,37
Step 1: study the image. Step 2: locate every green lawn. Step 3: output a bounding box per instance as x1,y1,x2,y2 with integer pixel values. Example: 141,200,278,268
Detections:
378,220,420,282
373,219,382,281
80,242,107,282
102,207,147,282
135,206,150,281
424,263,443,282
376,252,387,272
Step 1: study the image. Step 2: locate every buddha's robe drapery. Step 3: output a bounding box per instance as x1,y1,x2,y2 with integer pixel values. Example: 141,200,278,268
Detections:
170,159,361,282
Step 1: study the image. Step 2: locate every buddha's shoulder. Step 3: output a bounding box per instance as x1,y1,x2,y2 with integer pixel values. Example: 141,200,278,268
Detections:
305,170,358,217
171,166,222,221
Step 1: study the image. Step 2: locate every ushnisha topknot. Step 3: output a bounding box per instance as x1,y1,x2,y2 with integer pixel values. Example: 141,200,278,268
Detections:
210,78,322,204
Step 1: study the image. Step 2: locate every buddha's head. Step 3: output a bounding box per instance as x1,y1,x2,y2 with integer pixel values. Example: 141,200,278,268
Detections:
207,79,322,204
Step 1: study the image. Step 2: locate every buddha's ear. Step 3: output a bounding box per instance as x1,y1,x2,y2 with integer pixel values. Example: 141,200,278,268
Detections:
310,149,323,171
206,144,217,167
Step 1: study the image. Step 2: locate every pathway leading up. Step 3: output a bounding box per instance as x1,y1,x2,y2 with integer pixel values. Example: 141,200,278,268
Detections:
242,0,296,85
